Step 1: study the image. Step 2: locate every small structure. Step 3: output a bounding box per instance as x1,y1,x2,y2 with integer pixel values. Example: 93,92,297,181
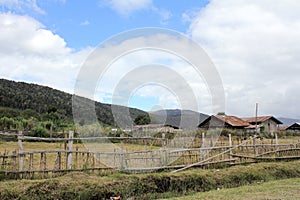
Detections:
131,124,179,137
198,114,250,130
277,126,288,131
286,122,300,131
242,116,282,133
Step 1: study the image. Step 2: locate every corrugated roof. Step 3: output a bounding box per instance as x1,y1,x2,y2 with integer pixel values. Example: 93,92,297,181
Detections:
214,115,250,127
242,116,282,124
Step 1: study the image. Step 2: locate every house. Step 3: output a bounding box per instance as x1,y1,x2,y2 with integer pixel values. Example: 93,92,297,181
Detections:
286,123,300,131
198,114,250,130
242,116,282,133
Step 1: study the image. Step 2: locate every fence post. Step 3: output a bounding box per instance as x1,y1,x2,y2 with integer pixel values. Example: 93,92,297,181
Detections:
275,133,279,151
162,133,167,166
201,132,205,160
18,131,24,173
67,131,73,170
120,139,125,170
228,134,232,160
253,136,258,156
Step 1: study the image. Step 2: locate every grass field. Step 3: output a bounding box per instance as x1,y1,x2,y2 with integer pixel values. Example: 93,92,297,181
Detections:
159,178,300,200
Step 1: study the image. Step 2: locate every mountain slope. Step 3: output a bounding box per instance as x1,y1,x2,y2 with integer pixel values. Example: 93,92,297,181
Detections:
0,78,147,126
278,117,300,126
150,109,209,129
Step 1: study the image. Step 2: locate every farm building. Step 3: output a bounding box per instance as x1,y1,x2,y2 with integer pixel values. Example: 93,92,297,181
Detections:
286,122,300,131
242,116,282,133
198,114,250,130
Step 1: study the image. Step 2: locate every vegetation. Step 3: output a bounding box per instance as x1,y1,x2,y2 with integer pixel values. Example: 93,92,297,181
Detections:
159,178,300,200
134,114,151,125
0,78,148,131
0,161,300,199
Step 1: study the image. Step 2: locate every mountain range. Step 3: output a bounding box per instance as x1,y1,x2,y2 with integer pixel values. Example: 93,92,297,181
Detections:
0,78,298,128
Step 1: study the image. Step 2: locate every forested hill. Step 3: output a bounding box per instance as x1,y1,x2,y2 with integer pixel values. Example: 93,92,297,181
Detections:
0,78,147,126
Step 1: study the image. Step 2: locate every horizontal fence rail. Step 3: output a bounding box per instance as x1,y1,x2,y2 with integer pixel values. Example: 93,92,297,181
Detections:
0,131,300,178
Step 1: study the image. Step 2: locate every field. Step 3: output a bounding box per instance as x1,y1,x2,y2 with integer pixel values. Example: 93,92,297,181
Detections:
159,178,300,200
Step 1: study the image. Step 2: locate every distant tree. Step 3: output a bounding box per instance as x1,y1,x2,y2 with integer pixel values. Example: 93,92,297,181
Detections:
0,117,16,130
21,109,40,119
134,114,151,125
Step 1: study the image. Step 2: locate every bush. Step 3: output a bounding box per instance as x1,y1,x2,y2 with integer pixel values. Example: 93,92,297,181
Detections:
29,126,50,138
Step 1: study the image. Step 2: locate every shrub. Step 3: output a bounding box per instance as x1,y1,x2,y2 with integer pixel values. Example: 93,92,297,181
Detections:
29,126,50,138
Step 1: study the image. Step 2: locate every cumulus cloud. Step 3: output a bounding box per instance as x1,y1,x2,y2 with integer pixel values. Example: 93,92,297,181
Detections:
102,0,152,16
0,13,91,93
75,32,220,115
188,0,300,118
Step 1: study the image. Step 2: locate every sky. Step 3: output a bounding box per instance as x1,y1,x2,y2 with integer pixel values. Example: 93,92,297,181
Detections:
0,0,300,119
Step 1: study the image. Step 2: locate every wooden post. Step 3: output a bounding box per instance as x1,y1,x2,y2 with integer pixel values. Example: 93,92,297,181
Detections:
253,137,258,156
67,131,74,170
229,134,232,160
29,153,33,171
201,132,205,160
75,146,79,169
162,133,167,166
275,133,279,151
120,139,125,170
18,131,24,173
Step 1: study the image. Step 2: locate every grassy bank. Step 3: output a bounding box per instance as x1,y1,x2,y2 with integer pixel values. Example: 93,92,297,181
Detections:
159,178,300,200
1,161,300,199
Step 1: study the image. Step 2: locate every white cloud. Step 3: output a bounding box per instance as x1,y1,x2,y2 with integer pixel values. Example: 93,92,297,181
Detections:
102,0,152,16
80,20,90,26
0,0,45,14
0,13,91,93
181,8,201,24
188,0,300,118
81,34,219,114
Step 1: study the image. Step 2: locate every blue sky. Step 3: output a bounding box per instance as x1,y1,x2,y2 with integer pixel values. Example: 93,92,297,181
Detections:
0,0,208,49
1,0,300,118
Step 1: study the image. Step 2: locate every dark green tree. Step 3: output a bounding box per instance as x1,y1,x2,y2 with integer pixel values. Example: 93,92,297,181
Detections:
134,114,151,125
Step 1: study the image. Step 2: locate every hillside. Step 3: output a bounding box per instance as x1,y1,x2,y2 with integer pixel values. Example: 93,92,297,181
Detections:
0,78,147,126
150,109,209,129
278,117,300,126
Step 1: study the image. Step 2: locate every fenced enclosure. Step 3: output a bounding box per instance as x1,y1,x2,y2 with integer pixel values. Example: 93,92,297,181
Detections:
0,130,300,179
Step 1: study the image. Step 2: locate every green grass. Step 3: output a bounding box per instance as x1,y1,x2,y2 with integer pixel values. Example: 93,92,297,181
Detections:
159,178,300,200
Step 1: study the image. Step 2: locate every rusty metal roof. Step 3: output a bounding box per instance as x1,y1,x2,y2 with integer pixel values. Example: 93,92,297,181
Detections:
242,116,282,124
214,115,250,127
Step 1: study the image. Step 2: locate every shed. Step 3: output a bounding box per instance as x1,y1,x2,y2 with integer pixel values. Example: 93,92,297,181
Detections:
198,115,250,130
242,116,282,133
286,122,300,131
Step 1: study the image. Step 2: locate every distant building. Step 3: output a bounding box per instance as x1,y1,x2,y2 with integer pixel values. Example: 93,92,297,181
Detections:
277,126,288,131
198,114,250,130
131,124,179,137
286,123,300,131
242,116,282,133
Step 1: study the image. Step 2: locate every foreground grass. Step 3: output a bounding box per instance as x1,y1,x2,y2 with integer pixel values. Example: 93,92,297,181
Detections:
160,178,300,200
1,161,300,199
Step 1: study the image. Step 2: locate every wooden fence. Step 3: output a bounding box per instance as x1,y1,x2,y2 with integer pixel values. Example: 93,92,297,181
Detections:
0,131,300,178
